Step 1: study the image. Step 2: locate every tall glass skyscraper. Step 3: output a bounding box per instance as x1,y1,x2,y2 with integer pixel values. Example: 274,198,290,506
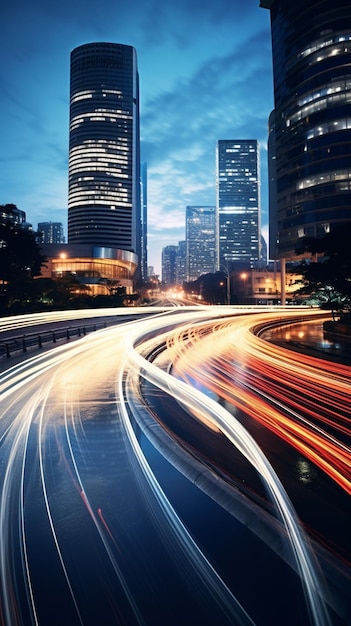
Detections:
261,0,351,260
68,43,141,262
186,206,216,281
216,140,261,270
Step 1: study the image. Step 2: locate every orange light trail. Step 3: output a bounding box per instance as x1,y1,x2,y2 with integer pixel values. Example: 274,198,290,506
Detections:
167,312,351,495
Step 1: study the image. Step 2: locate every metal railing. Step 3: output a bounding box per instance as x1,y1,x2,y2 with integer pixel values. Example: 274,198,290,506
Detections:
0,321,108,359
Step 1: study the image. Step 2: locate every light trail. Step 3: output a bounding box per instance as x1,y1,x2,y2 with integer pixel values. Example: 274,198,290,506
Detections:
0,307,155,333
166,312,351,496
37,382,84,626
122,308,333,626
118,346,255,626
61,374,146,626
0,319,146,625
0,306,347,625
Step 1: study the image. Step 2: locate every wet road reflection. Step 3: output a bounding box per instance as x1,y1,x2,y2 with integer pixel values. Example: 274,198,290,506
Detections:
262,317,351,365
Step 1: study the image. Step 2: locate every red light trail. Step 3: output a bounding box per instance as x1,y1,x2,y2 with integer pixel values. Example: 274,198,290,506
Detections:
168,313,351,495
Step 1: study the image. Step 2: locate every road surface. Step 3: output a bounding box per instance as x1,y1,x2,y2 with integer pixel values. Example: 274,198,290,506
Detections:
0,306,349,625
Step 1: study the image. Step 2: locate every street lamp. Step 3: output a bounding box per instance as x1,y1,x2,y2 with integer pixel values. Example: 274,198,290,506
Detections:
220,264,231,305
240,272,248,304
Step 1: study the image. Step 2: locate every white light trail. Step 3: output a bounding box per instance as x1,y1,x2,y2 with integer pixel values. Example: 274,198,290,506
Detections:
121,308,333,626
0,306,341,624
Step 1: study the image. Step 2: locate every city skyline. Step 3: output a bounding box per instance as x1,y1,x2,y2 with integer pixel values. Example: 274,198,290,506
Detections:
1,0,273,274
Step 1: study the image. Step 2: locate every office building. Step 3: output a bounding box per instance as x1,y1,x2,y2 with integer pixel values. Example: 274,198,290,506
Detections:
216,140,261,271
261,0,351,261
68,42,141,264
1,204,27,229
38,222,65,244
162,245,177,285
267,110,278,260
140,162,148,281
41,42,140,295
230,267,301,305
176,240,186,284
186,206,216,281
40,243,136,294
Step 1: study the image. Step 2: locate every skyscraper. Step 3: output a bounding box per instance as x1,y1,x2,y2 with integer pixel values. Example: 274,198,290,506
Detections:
68,43,141,263
162,245,177,285
176,240,186,285
140,162,148,281
261,0,351,261
216,140,261,270
38,222,65,244
186,206,216,281
40,43,140,296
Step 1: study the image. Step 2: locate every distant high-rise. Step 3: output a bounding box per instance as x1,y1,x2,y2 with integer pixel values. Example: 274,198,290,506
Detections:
162,245,177,285
261,0,351,260
1,204,27,229
176,240,186,285
38,221,65,244
186,206,216,281
140,162,148,281
68,42,141,263
216,140,261,270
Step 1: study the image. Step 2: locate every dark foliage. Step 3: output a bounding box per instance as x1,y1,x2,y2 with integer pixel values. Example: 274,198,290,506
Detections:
183,271,228,304
0,223,45,280
294,223,351,318
0,221,47,312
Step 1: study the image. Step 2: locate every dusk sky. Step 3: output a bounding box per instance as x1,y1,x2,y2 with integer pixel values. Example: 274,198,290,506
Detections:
1,0,274,275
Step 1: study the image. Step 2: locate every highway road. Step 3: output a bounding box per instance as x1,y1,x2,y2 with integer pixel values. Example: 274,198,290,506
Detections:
0,306,349,625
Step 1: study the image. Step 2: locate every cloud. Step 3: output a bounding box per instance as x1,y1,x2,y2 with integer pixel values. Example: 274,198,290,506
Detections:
142,29,272,149
138,0,260,49
1,0,273,274
142,28,273,257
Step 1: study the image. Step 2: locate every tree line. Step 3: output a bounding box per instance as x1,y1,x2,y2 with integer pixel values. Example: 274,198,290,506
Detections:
294,222,351,321
1,204,351,319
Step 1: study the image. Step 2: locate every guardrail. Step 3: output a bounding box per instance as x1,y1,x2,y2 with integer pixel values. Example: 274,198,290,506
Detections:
0,321,108,359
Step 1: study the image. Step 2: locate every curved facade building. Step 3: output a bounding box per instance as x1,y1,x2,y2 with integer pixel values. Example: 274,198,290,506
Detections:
40,244,138,295
68,43,141,261
261,0,351,260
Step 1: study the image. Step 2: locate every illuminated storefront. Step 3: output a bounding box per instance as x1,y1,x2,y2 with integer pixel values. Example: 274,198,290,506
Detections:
41,244,137,296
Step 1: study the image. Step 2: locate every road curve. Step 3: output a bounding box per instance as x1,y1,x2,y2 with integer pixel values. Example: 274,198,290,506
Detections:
0,306,349,625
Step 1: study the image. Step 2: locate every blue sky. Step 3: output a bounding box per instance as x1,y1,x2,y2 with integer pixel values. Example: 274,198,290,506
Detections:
1,0,273,274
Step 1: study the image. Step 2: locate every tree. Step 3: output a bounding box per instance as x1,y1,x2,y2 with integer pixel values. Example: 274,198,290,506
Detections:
183,272,227,304
0,221,46,311
294,224,351,319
